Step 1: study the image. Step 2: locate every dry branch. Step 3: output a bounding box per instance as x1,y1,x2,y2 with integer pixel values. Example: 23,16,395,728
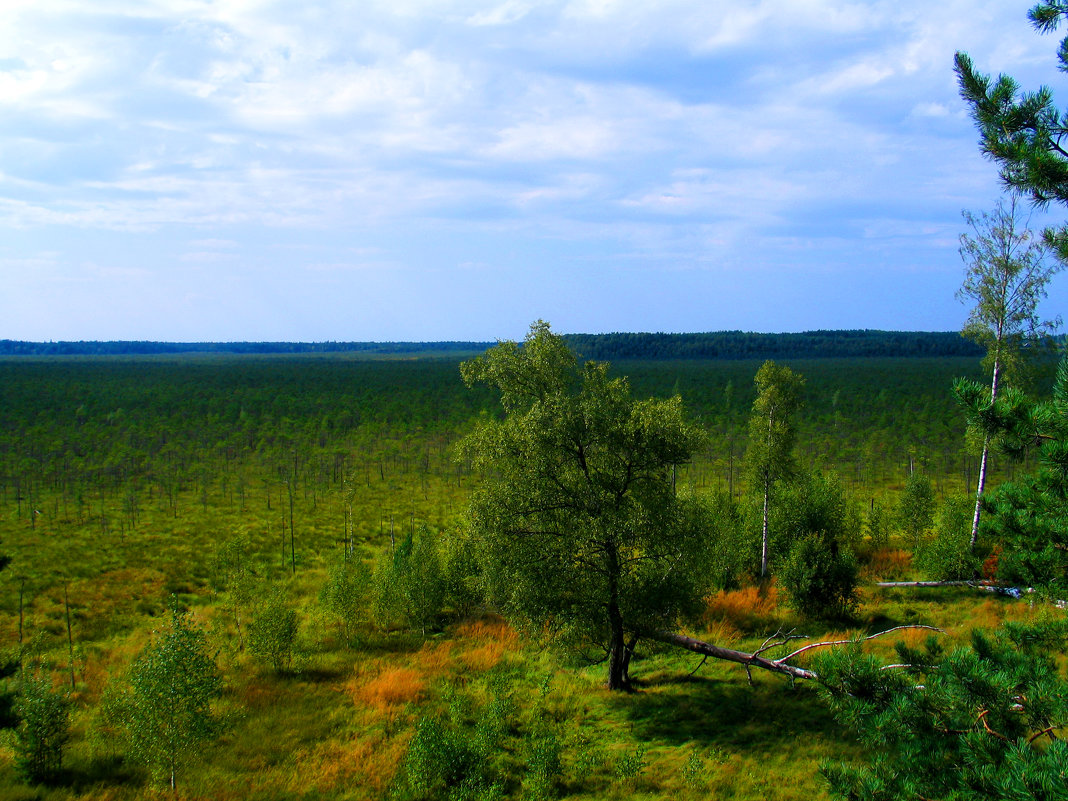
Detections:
650,624,945,683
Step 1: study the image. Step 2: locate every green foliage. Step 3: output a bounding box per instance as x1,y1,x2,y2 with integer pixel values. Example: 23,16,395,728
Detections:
958,197,1060,385
816,621,1068,801
393,698,504,801
248,586,299,673
747,360,805,576
459,321,711,690
613,745,647,783
916,494,979,580
773,473,860,620
897,472,935,546
12,673,69,784
865,500,894,549
702,490,753,590
779,534,859,621
438,530,484,619
524,728,564,801
319,557,371,642
959,355,1068,593
681,751,706,790
120,599,223,790
371,527,448,635
211,534,257,647
955,4,1068,258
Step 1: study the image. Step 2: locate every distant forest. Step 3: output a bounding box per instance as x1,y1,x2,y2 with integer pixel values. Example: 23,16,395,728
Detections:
0,330,987,359
564,330,985,360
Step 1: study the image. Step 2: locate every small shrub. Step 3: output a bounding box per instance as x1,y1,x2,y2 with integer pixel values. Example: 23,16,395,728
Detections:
779,533,859,620
898,473,935,546
916,494,979,580
13,673,69,784
248,587,299,674
525,729,563,800
372,527,447,635
395,712,501,801
319,557,371,642
865,500,894,549
681,751,706,789
614,745,646,783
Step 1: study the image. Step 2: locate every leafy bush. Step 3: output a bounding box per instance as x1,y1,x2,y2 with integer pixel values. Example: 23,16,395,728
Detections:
897,472,935,546
865,500,894,549
372,527,447,635
772,472,862,560
916,494,979,580
319,557,371,642
395,712,502,801
525,729,563,800
248,587,299,674
13,673,69,784
702,491,753,589
770,472,861,619
779,533,859,620
613,745,647,783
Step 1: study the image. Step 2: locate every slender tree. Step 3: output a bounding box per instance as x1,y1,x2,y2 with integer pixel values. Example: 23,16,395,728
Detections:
122,599,223,791
746,360,805,577
957,196,1061,547
956,355,1068,595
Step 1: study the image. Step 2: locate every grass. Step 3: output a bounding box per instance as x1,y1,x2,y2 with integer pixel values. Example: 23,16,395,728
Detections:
0,355,1052,799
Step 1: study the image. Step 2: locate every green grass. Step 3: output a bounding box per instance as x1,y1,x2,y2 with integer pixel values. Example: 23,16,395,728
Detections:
0,354,1051,799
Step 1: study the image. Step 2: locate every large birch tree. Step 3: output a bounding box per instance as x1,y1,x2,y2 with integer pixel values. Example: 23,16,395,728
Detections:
957,196,1061,548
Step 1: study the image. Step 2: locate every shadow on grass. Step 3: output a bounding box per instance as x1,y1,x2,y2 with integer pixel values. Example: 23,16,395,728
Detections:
612,677,845,753
36,755,143,797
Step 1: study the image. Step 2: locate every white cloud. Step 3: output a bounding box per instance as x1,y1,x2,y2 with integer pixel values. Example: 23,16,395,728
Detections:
467,1,535,26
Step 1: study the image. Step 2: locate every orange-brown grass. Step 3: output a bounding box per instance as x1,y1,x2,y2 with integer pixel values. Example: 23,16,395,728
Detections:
703,584,782,632
239,676,286,709
414,639,455,673
455,618,519,671
352,666,426,712
862,548,912,581
299,733,411,796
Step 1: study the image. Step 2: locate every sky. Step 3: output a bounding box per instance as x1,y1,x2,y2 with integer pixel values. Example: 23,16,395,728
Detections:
2,0,1067,342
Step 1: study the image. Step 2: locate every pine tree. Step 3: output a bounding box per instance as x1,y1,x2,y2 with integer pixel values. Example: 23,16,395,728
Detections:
817,621,1068,801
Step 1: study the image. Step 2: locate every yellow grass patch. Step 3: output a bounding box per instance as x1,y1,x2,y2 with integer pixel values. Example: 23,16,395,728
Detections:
353,666,426,712
455,618,519,671
414,639,455,673
290,733,411,796
863,548,912,581
703,584,780,629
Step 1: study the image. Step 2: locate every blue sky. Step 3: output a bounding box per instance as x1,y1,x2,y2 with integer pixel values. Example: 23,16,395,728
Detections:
1,0,1066,342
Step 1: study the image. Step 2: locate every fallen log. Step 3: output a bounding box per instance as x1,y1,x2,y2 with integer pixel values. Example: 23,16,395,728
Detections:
649,624,945,684
650,629,817,681
875,581,1067,607
876,581,987,588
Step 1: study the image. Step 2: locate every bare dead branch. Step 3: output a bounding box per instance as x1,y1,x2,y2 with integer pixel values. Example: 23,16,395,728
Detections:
779,625,945,664
649,624,946,684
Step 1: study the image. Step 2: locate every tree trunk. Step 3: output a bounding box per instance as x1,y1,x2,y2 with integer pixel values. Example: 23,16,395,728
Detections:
649,630,816,681
760,472,770,577
970,353,1000,548
605,543,630,691
607,606,629,691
